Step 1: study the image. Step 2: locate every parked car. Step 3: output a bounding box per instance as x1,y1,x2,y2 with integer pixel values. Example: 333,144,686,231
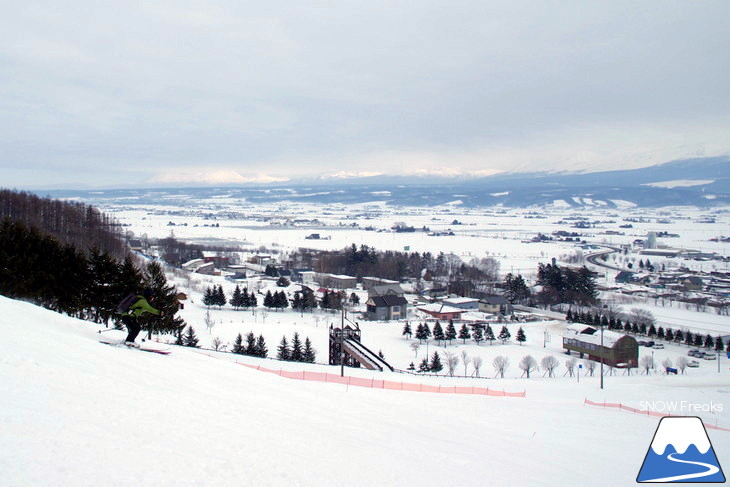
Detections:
704,353,717,360
653,343,664,349
688,349,700,357
687,360,700,368
644,341,655,348
696,351,707,358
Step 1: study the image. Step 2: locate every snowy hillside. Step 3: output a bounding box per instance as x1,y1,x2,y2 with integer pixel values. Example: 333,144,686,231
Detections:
1,295,728,486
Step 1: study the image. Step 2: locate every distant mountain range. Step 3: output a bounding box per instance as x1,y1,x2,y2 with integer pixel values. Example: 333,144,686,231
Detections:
40,156,730,208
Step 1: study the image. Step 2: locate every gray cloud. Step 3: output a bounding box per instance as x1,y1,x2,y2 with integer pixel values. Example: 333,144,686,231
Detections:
1,1,729,187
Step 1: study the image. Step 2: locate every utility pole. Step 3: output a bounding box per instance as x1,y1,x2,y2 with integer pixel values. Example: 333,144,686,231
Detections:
340,305,345,377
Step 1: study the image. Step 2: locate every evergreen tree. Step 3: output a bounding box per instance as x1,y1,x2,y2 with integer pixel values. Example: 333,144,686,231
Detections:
565,309,573,322
264,264,279,277
458,323,471,343
685,331,694,346
715,336,725,352
276,276,290,287
432,321,445,345
472,325,484,344
277,291,289,310
665,328,674,342
320,290,331,310
231,333,244,354
674,329,683,344
241,288,251,309
407,362,416,371
498,325,511,344
484,324,496,344
231,285,244,310
174,328,184,346
647,324,657,337
249,292,258,308
418,358,430,373
202,287,213,306
216,285,227,307
694,333,703,347
429,352,443,373
303,337,316,363
415,323,431,342
445,321,457,344
301,288,316,311
264,290,274,309
402,322,412,339
245,332,257,355
276,336,291,361
144,261,185,337
657,327,665,340
623,320,632,333
292,292,304,313
183,326,199,348
704,334,714,349
255,335,268,358
87,248,122,325
516,327,526,345
349,292,360,305
291,332,304,362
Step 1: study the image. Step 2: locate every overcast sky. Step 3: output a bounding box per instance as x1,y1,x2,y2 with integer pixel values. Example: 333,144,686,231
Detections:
2,1,729,188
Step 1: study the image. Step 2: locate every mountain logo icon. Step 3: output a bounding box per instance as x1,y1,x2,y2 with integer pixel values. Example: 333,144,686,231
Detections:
637,416,725,483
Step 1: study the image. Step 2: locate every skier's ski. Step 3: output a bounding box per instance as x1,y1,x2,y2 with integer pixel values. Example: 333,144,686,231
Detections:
99,339,171,355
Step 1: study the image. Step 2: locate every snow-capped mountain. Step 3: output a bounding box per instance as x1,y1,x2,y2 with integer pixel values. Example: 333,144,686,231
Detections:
40,156,730,208
650,417,712,455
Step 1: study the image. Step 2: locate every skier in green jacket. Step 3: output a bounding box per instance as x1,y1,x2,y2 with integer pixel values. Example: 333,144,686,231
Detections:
122,289,162,346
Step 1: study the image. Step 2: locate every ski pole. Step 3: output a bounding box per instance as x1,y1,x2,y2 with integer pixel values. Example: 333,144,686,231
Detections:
97,328,118,334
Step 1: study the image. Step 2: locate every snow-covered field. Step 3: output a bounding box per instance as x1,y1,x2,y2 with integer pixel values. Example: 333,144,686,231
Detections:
2,294,729,486
105,199,730,278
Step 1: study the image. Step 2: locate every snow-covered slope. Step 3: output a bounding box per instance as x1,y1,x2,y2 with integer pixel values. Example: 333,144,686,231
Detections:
1,296,728,486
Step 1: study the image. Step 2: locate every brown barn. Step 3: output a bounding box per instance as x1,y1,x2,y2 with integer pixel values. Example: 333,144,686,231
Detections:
562,327,638,368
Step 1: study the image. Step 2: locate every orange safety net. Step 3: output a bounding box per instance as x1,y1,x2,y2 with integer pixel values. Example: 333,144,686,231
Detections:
238,363,526,397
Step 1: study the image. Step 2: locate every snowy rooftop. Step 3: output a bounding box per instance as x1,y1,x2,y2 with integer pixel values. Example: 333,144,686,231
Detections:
417,303,465,314
563,326,628,348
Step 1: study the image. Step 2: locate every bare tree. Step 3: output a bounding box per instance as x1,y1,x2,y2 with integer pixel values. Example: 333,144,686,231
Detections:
493,355,509,379
460,350,470,376
584,360,596,377
472,356,483,377
211,337,225,351
565,357,577,377
602,302,624,322
630,308,656,329
583,360,598,377
640,355,654,375
541,356,559,378
204,309,214,332
410,342,420,357
519,355,538,378
661,358,673,373
444,351,459,377
676,356,689,374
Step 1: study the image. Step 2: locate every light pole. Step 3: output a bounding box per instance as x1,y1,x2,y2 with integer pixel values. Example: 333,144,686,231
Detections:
600,324,604,389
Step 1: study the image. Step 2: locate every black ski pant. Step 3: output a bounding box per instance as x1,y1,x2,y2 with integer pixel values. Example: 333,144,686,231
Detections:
122,315,141,343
